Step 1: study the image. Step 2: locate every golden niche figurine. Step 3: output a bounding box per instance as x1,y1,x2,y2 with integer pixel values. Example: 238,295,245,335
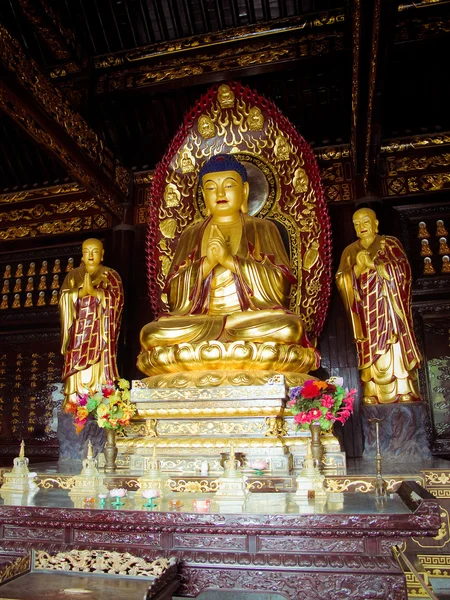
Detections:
38,276,47,290
25,277,34,291
423,256,435,275
14,264,23,278
3,265,11,279
27,262,35,276
0,295,8,310
12,294,21,309
439,237,450,255
418,221,430,239
24,292,33,308
13,279,21,293
336,208,422,405
1,280,9,294
138,154,318,379
37,291,46,306
441,255,450,274
65,258,74,272
50,289,59,305
420,239,432,257
52,259,61,273
436,219,448,237
59,238,124,407
40,260,48,275
51,274,60,290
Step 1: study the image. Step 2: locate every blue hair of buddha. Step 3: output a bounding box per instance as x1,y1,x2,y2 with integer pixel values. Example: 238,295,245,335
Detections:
199,154,248,184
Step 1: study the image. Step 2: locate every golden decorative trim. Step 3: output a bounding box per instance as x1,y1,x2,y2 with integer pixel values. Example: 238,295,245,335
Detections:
92,11,345,70
386,153,450,175
156,420,267,436
166,478,220,493
0,183,83,205
38,476,76,489
0,554,31,584
381,133,450,154
132,380,287,401
96,29,344,93
134,171,155,185
0,199,99,224
385,173,450,196
419,554,450,577
117,436,308,449
314,145,351,161
34,549,173,577
0,214,109,241
423,471,450,486
325,477,418,493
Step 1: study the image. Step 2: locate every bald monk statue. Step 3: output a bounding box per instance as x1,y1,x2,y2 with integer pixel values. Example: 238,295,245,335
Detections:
336,208,422,405
138,154,317,375
59,238,124,407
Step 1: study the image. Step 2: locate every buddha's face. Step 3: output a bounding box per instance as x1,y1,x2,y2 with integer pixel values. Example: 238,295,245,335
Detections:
353,209,378,243
82,239,104,269
202,170,249,218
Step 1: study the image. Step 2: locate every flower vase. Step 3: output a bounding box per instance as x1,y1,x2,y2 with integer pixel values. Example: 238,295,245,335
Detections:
309,420,324,467
104,428,118,473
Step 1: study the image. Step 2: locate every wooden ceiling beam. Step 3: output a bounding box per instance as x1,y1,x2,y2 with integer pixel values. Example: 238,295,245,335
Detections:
351,0,397,197
0,24,129,220
18,0,82,64
47,8,347,94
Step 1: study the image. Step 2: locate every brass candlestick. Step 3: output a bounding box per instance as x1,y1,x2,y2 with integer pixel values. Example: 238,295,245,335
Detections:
369,418,387,497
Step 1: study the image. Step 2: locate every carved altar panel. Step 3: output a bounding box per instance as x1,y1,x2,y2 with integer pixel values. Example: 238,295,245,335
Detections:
414,301,450,455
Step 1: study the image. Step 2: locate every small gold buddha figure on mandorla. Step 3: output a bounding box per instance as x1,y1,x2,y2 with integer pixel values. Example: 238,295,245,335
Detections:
138,154,318,381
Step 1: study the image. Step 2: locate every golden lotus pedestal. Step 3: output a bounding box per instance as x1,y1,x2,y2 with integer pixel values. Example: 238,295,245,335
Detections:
109,377,346,478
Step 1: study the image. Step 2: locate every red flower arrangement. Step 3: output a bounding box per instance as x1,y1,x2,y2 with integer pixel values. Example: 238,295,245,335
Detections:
288,378,356,430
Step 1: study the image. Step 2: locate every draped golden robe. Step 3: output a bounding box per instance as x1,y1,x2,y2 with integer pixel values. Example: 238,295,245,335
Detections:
336,234,422,404
59,265,124,402
140,214,312,349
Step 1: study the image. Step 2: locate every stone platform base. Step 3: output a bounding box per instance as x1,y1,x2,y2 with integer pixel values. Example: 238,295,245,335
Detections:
109,378,347,476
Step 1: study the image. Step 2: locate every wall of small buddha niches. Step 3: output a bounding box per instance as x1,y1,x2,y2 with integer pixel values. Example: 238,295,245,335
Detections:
0,243,83,463
395,201,450,455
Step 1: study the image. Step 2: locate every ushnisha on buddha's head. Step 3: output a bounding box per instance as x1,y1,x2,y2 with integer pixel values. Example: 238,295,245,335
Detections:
82,238,104,273
199,154,250,221
352,207,379,246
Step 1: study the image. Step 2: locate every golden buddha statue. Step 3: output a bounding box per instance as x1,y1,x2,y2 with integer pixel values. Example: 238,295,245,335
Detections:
138,154,318,383
336,208,422,404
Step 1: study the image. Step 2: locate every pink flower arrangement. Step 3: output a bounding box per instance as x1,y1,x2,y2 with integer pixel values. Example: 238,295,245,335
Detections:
288,378,356,431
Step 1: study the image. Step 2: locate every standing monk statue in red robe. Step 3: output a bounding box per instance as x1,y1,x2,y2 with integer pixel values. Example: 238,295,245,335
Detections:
59,238,124,408
336,208,422,405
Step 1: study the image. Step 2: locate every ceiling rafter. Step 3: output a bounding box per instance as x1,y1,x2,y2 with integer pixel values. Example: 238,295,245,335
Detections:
0,23,130,219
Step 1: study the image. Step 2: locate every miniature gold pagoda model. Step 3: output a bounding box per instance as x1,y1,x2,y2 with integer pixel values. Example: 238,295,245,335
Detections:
215,444,247,511
136,444,165,499
0,441,38,493
294,440,328,510
117,84,345,478
69,441,107,500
